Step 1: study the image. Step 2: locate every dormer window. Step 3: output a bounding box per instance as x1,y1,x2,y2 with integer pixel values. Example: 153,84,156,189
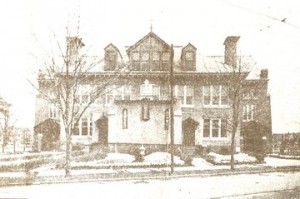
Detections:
185,51,194,61
162,52,170,61
132,52,140,61
106,51,116,61
152,52,160,61
142,52,150,61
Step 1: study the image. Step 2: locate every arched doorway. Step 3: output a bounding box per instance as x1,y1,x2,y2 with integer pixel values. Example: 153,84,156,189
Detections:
182,117,199,146
96,116,108,144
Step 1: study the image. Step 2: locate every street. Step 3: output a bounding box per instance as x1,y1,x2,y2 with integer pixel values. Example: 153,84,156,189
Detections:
0,171,299,199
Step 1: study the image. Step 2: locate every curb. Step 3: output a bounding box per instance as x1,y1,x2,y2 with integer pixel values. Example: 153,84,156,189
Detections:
1,165,300,187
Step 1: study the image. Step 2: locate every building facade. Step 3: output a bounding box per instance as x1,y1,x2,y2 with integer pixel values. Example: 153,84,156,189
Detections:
34,31,272,153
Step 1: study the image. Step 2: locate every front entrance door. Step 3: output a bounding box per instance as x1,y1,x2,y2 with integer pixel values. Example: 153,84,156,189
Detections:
182,117,199,146
96,116,108,144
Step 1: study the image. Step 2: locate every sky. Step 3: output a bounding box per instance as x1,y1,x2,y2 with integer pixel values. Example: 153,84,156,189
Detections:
0,0,299,133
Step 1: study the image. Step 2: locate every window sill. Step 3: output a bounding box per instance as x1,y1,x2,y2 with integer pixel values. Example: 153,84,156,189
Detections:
203,105,230,108
181,104,194,108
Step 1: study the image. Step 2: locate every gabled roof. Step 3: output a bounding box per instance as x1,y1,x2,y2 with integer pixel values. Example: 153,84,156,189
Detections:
104,43,123,59
126,31,171,54
182,43,197,51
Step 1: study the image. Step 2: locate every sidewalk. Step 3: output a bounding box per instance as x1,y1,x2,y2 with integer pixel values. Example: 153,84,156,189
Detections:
1,157,300,186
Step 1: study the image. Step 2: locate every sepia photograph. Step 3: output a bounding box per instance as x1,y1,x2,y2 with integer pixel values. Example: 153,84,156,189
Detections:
0,0,300,198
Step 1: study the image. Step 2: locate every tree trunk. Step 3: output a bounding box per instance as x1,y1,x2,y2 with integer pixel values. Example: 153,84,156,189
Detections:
230,130,236,170
65,130,71,177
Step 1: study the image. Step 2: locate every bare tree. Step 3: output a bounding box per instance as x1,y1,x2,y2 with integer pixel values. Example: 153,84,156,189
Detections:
202,53,271,170
30,26,129,176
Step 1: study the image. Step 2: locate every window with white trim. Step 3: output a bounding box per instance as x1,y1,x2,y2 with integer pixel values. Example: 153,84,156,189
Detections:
132,52,140,61
175,85,193,106
105,85,131,105
185,51,194,61
243,105,255,121
140,80,160,100
122,109,128,129
75,85,90,104
49,103,58,119
164,109,170,130
203,119,227,138
203,85,229,106
73,116,93,136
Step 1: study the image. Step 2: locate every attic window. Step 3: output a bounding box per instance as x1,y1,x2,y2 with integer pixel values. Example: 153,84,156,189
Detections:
162,52,169,61
185,52,194,61
132,52,140,61
152,52,160,61
142,52,150,61
106,51,116,61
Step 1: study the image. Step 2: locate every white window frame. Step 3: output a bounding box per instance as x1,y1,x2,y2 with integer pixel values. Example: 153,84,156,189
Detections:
202,118,228,139
140,80,160,100
49,103,58,119
73,116,93,136
202,85,229,107
175,85,194,107
105,85,132,105
75,85,91,105
243,104,255,121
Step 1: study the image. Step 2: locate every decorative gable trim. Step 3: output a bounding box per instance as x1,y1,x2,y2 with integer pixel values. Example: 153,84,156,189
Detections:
126,32,171,54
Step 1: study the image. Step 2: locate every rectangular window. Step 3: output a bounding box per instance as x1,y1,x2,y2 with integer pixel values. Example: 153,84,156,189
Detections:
122,109,128,129
186,86,193,105
177,85,184,104
243,105,255,121
89,116,93,136
164,109,170,130
185,51,194,61
152,52,160,61
203,119,210,137
212,86,220,105
132,52,140,61
49,103,58,118
221,119,227,137
203,119,227,138
176,85,193,106
142,52,150,61
203,86,211,105
81,118,88,135
106,51,116,61
73,118,80,135
124,85,131,100
162,52,169,61
203,85,228,106
212,120,219,137
221,86,229,105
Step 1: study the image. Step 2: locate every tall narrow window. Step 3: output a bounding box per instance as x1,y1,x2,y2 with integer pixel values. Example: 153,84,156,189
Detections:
81,117,88,135
122,109,128,129
221,86,229,105
203,86,211,105
243,105,255,121
212,120,219,137
212,86,220,105
73,118,80,135
221,119,227,137
203,119,210,137
89,115,93,136
141,104,150,121
164,109,170,130
49,103,58,118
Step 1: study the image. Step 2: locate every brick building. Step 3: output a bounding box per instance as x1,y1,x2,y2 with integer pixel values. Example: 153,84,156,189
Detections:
34,31,272,153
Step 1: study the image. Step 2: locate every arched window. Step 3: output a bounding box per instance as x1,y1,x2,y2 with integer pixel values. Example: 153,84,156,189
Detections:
122,109,128,129
165,109,170,130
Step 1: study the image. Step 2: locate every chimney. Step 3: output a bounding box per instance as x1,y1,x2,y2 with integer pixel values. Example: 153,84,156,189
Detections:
260,69,268,79
224,36,240,68
66,37,85,65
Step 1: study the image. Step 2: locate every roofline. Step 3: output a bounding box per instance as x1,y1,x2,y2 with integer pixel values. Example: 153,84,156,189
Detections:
126,32,171,54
